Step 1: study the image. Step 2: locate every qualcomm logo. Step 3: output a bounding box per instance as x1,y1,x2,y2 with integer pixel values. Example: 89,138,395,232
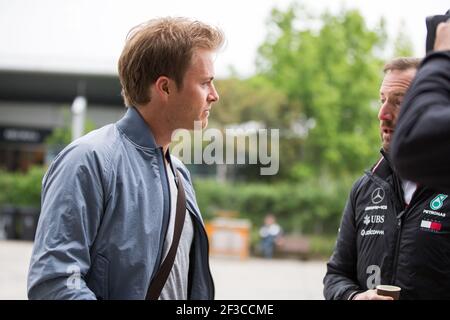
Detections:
361,229,384,237
371,188,385,204
430,194,448,210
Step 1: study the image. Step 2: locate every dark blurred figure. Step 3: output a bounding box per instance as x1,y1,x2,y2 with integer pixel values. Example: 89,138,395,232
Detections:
391,20,450,191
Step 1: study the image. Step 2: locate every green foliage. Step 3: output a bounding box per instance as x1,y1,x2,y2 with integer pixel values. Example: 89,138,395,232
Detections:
213,75,294,129
256,4,388,178
393,21,414,57
193,175,355,236
194,175,353,258
45,110,97,147
0,166,46,207
210,76,303,181
308,234,338,259
209,5,413,183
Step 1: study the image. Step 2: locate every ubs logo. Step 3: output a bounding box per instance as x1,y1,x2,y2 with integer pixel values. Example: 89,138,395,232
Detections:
364,214,385,225
371,188,385,204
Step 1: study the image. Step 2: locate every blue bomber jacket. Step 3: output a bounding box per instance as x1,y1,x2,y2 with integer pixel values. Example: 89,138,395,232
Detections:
27,107,214,300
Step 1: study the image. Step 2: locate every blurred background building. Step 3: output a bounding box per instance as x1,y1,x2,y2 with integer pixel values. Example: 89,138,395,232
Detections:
0,69,125,172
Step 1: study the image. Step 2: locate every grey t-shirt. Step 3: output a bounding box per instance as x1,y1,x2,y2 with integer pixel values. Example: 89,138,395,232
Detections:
159,163,194,300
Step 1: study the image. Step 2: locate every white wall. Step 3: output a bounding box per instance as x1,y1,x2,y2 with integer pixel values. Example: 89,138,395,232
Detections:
0,102,126,129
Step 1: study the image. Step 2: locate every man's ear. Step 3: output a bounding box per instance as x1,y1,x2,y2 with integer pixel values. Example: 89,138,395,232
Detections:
155,76,171,97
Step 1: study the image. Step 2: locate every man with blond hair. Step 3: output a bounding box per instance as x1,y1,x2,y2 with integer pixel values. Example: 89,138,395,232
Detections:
28,17,224,300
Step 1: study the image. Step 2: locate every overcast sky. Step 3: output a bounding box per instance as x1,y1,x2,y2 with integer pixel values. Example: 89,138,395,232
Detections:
0,0,449,77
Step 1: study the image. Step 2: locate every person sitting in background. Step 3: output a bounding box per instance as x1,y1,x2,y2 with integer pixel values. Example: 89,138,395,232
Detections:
259,214,283,259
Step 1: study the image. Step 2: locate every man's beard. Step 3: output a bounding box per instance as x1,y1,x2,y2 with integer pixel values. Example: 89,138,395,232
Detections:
380,120,395,152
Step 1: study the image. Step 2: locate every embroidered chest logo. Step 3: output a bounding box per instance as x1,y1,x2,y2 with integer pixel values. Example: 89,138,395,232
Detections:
371,188,385,204
430,194,448,210
420,220,442,232
363,214,385,226
364,215,370,225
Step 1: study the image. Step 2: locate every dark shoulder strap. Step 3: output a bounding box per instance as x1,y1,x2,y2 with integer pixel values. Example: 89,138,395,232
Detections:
145,170,186,300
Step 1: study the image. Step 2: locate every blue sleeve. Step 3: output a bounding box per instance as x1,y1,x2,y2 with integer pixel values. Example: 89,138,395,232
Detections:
27,143,106,299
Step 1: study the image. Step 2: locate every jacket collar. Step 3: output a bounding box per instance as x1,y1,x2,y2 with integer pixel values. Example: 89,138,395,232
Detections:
372,149,408,201
116,107,159,149
371,149,392,177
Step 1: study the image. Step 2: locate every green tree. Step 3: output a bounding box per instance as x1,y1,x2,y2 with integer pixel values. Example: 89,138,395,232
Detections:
213,76,291,128
211,76,304,180
257,4,387,178
45,110,97,147
393,21,414,57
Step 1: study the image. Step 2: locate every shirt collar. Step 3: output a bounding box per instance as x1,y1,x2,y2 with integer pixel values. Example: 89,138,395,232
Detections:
116,107,159,149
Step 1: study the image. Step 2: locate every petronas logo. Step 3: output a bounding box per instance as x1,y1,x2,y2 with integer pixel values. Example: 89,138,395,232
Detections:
430,194,448,210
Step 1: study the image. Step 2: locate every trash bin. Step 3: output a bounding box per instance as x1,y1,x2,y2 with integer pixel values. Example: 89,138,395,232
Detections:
205,217,251,260
16,207,40,241
0,205,18,240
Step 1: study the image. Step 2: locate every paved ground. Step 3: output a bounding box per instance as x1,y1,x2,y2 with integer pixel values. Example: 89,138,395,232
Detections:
0,241,33,300
0,240,326,300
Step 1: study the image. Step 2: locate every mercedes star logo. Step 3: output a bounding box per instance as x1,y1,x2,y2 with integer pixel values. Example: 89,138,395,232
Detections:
371,188,385,204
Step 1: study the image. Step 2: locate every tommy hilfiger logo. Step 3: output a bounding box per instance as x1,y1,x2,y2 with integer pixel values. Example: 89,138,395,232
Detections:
420,220,442,232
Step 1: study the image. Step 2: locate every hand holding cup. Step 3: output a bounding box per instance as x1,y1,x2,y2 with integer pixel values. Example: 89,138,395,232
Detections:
376,285,401,300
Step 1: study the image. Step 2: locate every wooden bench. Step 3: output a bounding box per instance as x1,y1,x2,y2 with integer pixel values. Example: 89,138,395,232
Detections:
274,235,311,260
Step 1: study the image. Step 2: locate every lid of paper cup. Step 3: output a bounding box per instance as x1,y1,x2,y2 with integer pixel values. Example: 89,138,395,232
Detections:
376,285,401,291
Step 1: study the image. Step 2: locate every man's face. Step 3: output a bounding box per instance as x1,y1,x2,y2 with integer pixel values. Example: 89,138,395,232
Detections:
168,48,219,130
378,68,416,151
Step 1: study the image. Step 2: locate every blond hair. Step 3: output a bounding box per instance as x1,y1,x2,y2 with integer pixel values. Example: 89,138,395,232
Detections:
118,17,225,107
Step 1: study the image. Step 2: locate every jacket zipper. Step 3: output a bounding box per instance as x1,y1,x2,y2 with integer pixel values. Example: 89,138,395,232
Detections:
390,209,405,284
367,171,405,285
198,221,215,299
188,206,215,299
159,146,171,250
390,186,423,284
388,166,409,285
